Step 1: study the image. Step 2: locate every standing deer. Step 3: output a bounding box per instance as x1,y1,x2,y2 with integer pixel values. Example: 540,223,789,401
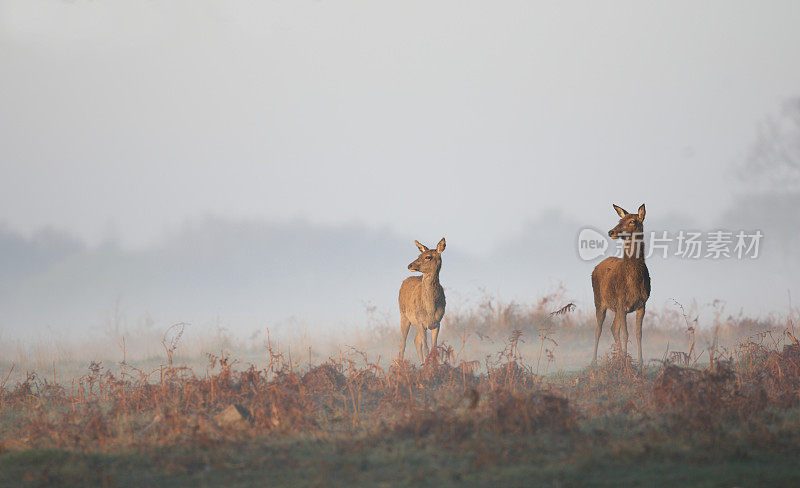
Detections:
399,238,446,362
591,204,651,370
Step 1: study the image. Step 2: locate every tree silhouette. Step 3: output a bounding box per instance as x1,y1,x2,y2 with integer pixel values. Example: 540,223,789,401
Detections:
742,98,800,192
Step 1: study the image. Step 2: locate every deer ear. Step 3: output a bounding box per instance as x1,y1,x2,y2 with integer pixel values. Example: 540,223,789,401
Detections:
436,237,446,253
637,204,646,221
415,240,429,253
612,204,628,218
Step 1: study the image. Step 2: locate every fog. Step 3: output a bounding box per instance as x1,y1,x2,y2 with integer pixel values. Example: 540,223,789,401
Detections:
1,1,799,342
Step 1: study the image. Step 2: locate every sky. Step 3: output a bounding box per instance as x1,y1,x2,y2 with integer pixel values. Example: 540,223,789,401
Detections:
2,1,799,252
0,1,799,338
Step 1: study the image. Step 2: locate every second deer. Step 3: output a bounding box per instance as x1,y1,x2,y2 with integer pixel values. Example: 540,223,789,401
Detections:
591,204,651,370
399,238,446,362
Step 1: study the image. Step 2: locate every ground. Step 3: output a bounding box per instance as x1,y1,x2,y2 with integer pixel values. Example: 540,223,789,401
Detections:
2,300,799,487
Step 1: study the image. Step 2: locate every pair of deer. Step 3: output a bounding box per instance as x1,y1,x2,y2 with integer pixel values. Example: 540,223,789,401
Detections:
399,203,651,371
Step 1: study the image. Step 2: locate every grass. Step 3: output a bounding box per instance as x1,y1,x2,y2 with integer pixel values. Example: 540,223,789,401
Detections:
3,432,800,487
1,297,799,487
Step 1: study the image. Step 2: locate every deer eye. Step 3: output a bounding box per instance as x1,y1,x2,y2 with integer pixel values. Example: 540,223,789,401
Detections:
425,256,432,260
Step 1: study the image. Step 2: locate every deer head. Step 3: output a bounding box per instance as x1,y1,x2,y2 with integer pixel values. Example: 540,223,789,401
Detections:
408,238,446,274
608,203,646,240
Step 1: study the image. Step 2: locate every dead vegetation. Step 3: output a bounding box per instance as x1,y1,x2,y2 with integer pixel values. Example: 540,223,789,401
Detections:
1,324,798,449
1,299,799,486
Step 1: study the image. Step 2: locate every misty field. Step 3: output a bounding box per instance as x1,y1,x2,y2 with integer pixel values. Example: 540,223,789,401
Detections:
1,296,800,487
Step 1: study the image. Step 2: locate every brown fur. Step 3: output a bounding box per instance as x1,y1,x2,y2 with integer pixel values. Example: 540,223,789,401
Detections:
399,238,446,362
591,204,651,369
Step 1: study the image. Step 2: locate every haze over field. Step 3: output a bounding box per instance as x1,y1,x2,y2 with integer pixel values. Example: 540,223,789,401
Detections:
1,1,799,341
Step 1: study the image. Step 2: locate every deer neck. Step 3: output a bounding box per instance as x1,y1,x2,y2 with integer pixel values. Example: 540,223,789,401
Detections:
622,235,645,262
421,269,442,306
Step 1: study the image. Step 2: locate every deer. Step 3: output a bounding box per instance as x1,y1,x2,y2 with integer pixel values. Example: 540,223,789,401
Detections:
591,204,651,371
399,238,446,363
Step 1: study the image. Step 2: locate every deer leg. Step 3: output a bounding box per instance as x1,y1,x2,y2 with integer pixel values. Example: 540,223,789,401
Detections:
593,308,606,365
431,325,440,350
610,312,621,351
400,314,411,359
422,327,430,360
615,310,628,357
635,307,645,372
414,326,425,363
